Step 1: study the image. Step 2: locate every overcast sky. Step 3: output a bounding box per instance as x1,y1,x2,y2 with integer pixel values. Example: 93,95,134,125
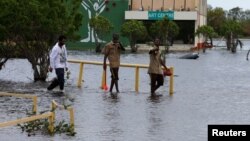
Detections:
207,0,249,10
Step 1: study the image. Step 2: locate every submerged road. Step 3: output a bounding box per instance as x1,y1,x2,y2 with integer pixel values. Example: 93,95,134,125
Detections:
0,40,250,141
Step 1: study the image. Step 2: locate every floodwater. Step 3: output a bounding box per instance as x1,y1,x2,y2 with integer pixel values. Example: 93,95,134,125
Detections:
0,39,250,141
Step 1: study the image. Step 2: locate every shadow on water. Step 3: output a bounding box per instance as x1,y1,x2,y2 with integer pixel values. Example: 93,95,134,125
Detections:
1,40,250,141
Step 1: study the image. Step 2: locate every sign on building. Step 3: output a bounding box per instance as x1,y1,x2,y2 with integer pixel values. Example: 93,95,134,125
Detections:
148,11,174,20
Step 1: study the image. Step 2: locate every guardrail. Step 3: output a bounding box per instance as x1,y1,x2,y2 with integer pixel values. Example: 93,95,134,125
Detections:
68,59,174,95
0,92,37,114
51,100,75,132
0,92,54,133
0,93,75,133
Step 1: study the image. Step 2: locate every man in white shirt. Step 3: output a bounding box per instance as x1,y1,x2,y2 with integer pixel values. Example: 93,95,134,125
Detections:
47,35,68,92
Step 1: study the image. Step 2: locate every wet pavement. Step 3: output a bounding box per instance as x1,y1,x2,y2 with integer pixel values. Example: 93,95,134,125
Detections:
0,40,250,141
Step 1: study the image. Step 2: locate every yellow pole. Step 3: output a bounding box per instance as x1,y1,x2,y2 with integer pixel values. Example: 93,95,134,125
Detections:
169,67,174,95
68,107,75,132
51,101,57,122
32,96,37,114
49,101,57,134
77,63,84,87
48,113,54,134
101,69,105,88
135,67,140,92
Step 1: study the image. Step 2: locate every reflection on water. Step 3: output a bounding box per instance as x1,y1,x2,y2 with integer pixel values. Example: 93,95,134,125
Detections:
0,40,250,141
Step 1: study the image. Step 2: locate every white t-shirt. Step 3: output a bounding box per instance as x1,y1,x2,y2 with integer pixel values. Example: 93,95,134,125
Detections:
49,43,68,69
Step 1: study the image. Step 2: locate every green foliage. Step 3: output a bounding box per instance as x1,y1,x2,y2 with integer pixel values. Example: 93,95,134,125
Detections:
121,20,147,40
89,16,113,36
89,15,113,52
149,17,179,43
195,25,217,39
121,20,147,52
242,19,250,36
17,111,76,136
149,17,179,54
207,7,226,35
208,6,250,37
18,119,76,136
0,0,83,81
221,20,243,36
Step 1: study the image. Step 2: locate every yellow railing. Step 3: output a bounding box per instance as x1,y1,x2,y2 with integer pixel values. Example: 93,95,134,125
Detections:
51,100,75,132
0,92,54,133
0,92,37,114
0,112,54,133
68,59,174,95
0,93,75,133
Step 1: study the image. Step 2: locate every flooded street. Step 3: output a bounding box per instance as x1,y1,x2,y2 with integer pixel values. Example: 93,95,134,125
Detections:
1,40,250,141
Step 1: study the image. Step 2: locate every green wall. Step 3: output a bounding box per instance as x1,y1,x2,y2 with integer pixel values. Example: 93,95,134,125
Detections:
68,0,129,50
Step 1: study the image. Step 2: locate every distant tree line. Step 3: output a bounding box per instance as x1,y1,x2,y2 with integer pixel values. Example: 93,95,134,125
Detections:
207,6,250,52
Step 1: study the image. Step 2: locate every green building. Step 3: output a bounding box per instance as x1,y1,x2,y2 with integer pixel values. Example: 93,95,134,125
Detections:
69,0,129,50
69,0,207,50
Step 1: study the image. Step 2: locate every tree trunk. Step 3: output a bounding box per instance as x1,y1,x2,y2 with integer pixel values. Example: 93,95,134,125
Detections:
27,47,49,82
0,58,9,70
95,43,101,53
93,30,101,53
130,39,137,53
226,34,231,50
209,36,213,47
29,57,48,82
231,36,236,53
130,44,137,53
163,36,169,53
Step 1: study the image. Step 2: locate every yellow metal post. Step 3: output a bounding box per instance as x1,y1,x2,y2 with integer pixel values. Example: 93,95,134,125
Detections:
77,63,84,87
48,113,54,134
49,101,57,134
68,107,75,132
169,67,174,95
101,69,105,88
32,96,37,114
51,101,57,122
135,67,140,92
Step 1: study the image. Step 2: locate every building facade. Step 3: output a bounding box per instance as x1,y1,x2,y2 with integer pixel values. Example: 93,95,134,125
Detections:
126,0,207,46
69,0,207,49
